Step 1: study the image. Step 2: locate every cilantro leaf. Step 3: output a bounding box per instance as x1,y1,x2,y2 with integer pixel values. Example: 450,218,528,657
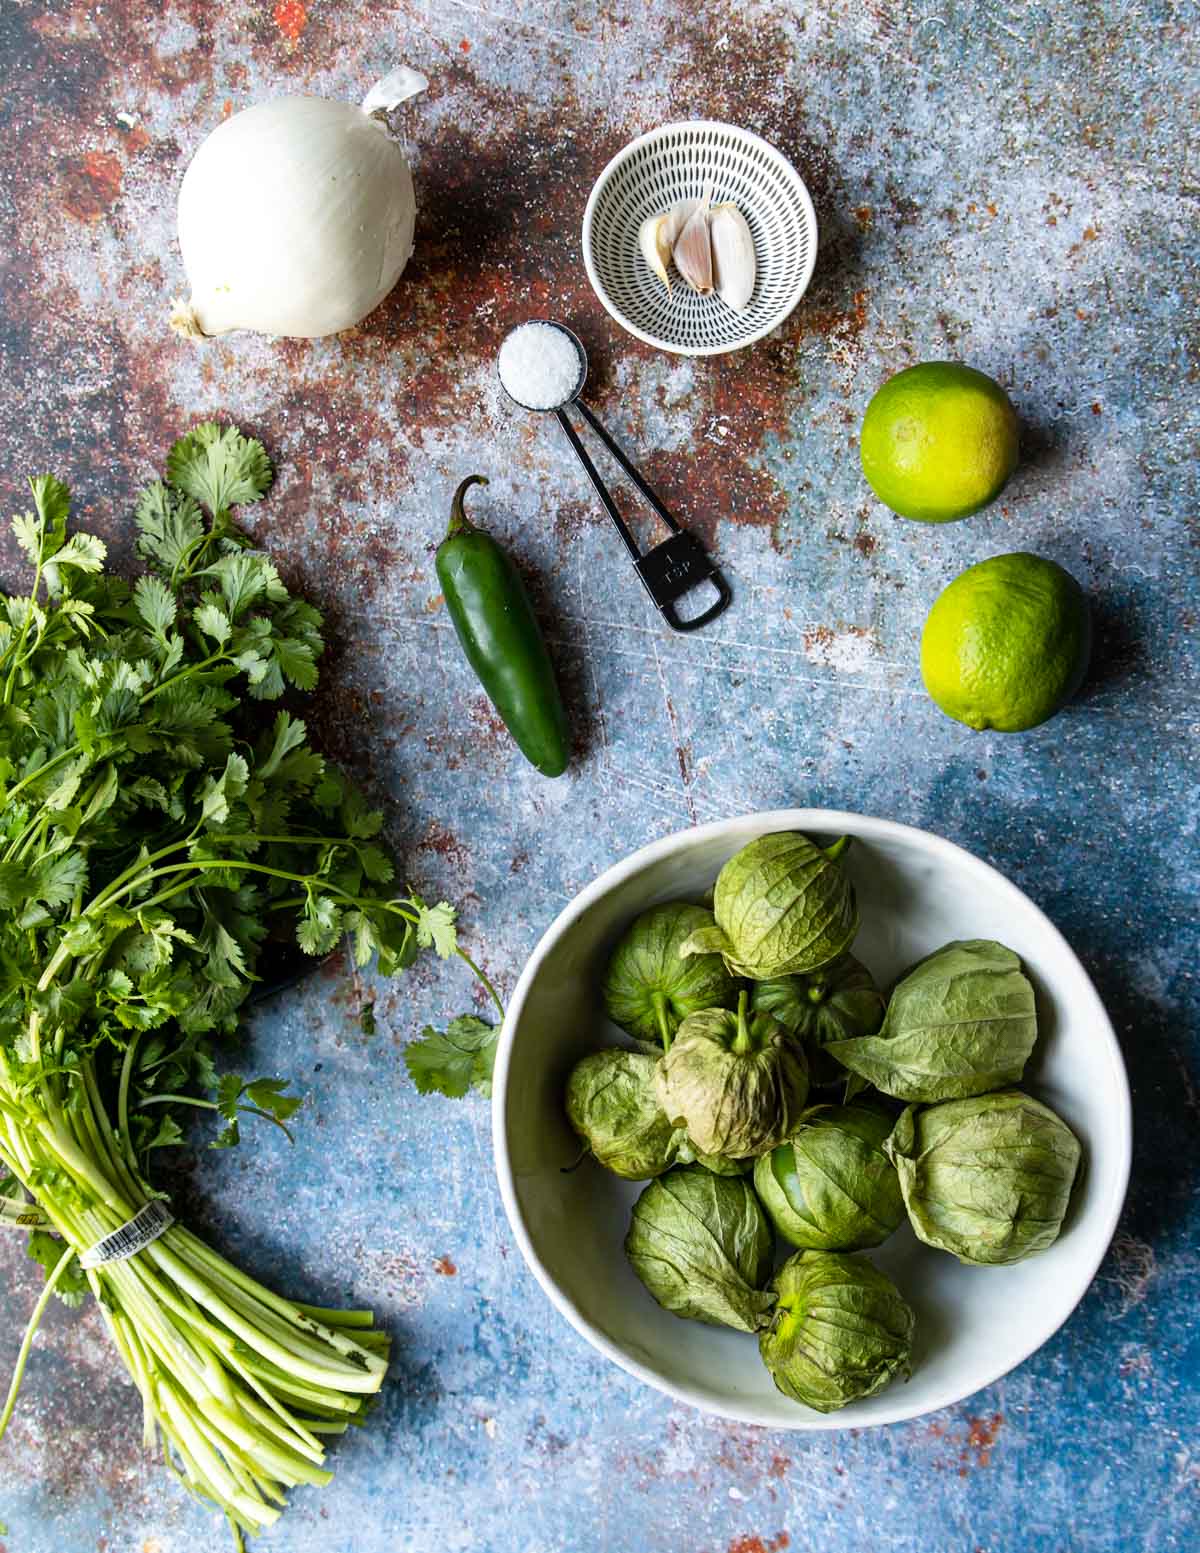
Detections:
257,710,308,779
211,1072,302,1147
411,897,459,958
139,1113,185,1153
166,424,273,516
133,574,177,637
135,480,205,574
404,1016,498,1099
32,850,88,910
11,511,44,567
51,532,106,574
199,752,250,825
243,1078,303,1127
194,601,231,644
26,1231,89,1308
275,635,319,691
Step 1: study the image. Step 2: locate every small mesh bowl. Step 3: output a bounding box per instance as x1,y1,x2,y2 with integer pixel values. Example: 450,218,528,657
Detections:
582,120,818,357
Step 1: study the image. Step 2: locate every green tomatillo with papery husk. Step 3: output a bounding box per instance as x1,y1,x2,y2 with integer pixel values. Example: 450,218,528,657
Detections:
602,901,741,1052
884,1089,1081,1265
655,990,809,1159
826,939,1037,1102
679,832,859,981
624,1166,776,1332
758,1250,914,1413
564,1049,686,1180
753,1103,904,1252
749,953,884,1087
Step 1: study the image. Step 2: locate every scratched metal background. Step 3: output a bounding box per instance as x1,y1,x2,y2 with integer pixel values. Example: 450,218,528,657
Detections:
1,0,1197,1549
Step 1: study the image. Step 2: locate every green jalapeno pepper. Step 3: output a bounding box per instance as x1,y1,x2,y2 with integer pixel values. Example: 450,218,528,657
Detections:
435,475,570,778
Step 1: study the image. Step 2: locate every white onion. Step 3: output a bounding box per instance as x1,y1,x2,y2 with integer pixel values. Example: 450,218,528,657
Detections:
174,67,426,340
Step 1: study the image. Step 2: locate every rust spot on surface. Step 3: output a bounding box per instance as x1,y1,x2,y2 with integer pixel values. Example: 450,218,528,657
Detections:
852,532,877,557
767,1453,790,1478
273,0,308,42
728,1536,789,1553
63,150,124,222
433,1255,457,1275
417,820,471,869
956,1412,1004,1475
804,287,869,344
119,122,151,155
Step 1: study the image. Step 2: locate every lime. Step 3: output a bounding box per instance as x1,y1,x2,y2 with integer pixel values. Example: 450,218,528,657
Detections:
860,363,1019,523
920,553,1091,732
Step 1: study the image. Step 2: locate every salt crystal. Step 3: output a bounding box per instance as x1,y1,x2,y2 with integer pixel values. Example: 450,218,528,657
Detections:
498,322,581,410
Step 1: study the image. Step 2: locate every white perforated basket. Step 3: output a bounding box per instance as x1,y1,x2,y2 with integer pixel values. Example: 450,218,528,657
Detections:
582,121,818,357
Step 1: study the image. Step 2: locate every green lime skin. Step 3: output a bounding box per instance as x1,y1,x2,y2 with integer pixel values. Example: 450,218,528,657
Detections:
860,362,1019,523
920,552,1091,732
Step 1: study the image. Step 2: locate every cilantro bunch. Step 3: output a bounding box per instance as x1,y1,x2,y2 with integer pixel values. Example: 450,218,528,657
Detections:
0,425,499,1545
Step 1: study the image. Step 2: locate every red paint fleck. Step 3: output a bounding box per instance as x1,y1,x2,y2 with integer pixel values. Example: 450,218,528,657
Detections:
273,0,308,42
460,38,471,51
222,99,235,119
768,1453,790,1478
62,150,124,222
727,1537,789,1553
434,1256,457,1276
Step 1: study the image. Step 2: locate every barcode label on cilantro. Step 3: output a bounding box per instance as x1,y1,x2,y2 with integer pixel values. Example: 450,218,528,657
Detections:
80,1201,174,1269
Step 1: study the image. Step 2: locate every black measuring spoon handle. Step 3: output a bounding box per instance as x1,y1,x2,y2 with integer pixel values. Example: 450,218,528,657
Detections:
571,399,681,534
553,406,642,562
552,400,733,635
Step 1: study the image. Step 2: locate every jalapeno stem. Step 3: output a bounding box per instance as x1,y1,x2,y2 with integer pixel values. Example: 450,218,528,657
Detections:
446,474,488,537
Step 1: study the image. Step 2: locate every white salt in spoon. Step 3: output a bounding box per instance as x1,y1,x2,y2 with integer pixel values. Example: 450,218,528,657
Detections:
497,320,731,633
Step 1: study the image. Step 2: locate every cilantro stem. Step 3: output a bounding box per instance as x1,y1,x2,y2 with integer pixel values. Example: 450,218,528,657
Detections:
136,1092,218,1108
135,1094,296,1144
138,649,230,704
1,744,80,812
0,1241,78,1440
455,948,505,1019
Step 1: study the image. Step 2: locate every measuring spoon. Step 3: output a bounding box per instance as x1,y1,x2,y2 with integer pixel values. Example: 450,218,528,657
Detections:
498,320,732,633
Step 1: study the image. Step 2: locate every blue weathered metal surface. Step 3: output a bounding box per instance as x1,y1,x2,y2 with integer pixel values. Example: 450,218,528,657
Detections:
1,0,1197,1549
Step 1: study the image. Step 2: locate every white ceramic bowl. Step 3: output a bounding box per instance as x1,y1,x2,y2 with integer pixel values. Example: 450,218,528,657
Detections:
582,121,818,357
492,810,1131,1430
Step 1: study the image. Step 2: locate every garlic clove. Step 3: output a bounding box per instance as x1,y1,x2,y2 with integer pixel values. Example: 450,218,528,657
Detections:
673,195,713,295
638,213,674,291
710,203,756,312
662,198,698,247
